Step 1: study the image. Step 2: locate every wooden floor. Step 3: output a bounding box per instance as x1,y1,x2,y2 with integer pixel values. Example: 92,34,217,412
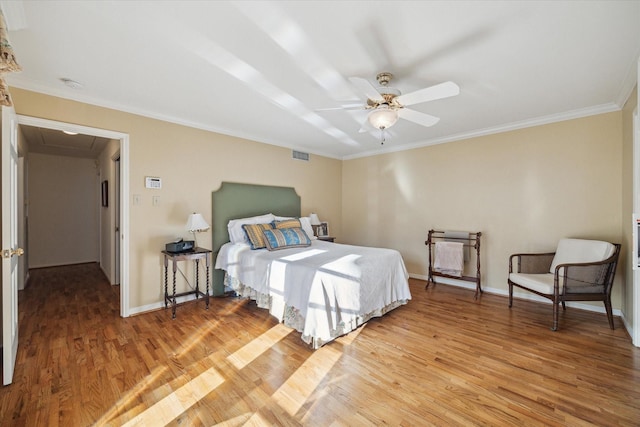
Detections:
1,263,639,426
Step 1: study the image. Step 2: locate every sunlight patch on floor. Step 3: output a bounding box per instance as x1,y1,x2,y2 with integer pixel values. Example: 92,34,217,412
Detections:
93,365,169,426
336,322,366,346
227,323,293,370
120,365,225,426
270,344,342,416
211,412,253,426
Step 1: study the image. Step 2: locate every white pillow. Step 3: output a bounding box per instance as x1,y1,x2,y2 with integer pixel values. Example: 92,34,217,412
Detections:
228,213,275,244
271,215,317,240
549,238,615,274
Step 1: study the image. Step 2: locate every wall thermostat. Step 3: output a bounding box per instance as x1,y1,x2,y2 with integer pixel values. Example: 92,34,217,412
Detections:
145,176,162,189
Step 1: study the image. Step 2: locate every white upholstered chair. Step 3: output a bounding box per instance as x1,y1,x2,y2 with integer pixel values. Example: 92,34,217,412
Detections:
508,238,621,331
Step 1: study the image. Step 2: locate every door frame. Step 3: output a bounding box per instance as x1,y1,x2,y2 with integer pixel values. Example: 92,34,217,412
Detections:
634,55,640,347
635,106,640,347
113,154,120,285
2,104,20,385
17,115,131,317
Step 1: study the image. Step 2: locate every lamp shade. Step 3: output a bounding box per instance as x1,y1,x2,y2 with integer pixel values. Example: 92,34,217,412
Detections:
368,106,398,130
309,213,321,226
186,213,210,232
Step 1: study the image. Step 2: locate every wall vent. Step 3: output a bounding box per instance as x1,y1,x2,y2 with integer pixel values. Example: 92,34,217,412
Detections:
292,150,310,161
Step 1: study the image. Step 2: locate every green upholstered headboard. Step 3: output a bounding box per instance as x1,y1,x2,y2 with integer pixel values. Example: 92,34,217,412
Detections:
211,182,301,295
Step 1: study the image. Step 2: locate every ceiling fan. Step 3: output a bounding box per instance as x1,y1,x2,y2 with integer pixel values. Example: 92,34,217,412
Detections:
348,72,460,134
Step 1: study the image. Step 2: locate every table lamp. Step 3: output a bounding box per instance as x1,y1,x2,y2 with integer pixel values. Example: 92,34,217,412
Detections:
186,213,210,247
309,213,321,236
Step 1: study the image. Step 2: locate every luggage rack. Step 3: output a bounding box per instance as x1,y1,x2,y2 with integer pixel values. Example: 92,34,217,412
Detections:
425,229,482,299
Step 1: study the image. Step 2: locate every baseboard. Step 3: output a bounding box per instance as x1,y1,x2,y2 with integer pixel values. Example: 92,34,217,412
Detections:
409,273,623,317
29,260,99,269
129,292,205,316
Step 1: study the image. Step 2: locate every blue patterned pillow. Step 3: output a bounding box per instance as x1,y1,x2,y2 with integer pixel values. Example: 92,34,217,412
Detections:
242,223,273,249
262,227,311,251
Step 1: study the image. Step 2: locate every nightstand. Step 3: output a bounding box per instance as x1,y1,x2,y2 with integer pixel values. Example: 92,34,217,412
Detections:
317,236,335,242
162,247,211,318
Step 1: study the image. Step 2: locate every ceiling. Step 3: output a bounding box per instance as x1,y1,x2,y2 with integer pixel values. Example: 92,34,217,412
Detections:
21,126,110,159
2,1,639,160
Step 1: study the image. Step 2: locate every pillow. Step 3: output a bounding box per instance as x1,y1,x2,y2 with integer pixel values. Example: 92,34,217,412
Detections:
262,227,311,251
242,223,274,249
272,215,294,221
228,213,275,244
273,218,301,229
299,216,317,240
272,216,317,241
549,238,616,274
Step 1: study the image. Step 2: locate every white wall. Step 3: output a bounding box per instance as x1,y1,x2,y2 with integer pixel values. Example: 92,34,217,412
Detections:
28,153,99,268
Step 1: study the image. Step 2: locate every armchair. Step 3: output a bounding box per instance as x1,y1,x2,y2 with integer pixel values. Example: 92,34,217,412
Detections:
508,238,620,331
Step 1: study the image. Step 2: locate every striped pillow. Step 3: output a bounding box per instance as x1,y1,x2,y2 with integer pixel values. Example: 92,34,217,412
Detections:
242,223,274,249
262,227,311,251
273,218,301,229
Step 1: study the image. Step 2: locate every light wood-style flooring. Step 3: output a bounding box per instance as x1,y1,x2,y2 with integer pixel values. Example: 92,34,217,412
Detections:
1,262,639,426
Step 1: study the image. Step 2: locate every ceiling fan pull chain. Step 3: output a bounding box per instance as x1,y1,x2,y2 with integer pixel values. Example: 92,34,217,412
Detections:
380,128,385,145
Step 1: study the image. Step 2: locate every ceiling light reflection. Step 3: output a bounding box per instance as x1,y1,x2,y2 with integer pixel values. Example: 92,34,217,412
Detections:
188,34,359,147
232,2,357,101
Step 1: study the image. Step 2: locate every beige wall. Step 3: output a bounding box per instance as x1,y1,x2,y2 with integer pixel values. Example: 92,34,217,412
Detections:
342,112,624,310
11,88,343,310
8,86,629,315
28,152,99,268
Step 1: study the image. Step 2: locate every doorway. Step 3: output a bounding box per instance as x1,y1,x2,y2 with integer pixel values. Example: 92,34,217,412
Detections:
16,115,130,317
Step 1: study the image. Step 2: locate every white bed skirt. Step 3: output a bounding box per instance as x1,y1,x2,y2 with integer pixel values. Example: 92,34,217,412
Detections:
224,273,409,349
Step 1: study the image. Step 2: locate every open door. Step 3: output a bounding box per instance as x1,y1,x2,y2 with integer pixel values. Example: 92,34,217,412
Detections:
2,104,22,385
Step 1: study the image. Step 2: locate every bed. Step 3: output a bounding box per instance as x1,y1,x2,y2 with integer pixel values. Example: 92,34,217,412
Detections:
212,182,411,348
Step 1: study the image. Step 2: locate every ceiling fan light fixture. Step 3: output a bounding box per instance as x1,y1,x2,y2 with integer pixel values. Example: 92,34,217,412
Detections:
368,105,398,130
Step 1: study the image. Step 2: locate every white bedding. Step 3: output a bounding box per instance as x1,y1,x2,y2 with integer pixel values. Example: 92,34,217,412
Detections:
215,240,411,348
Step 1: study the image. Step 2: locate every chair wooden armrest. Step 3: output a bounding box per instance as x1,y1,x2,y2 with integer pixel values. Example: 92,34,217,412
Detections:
509,252,555,274
553,250,619,294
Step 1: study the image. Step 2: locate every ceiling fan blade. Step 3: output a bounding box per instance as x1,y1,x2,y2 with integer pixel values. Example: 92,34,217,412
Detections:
315,103,364,112
396,81,460,106
398,108,440,127
349,77,384,103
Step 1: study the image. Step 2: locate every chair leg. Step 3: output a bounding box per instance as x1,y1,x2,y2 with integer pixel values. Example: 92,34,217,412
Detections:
561,301,566,311
604,297,615,330
552,301,559,331
508,283,513,307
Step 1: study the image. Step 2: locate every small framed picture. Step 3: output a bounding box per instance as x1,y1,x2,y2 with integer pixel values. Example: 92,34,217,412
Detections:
317,222,329,237
101,180,108,207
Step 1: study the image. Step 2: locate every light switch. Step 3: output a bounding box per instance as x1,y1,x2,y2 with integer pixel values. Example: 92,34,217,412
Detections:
152,196,160,206
133,194,141,205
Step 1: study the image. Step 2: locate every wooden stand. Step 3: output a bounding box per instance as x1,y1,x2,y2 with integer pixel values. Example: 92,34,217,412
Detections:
162,247,211,318
425,230,482,299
